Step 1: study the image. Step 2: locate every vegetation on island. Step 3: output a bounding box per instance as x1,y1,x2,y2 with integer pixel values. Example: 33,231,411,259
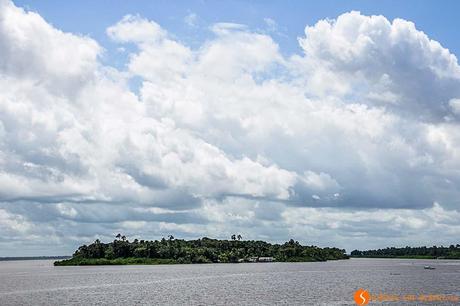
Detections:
54,234,349,266
351,245,460,259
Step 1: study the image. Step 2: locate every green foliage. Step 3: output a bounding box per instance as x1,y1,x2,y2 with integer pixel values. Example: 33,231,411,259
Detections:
350,244,460,259
54,257,177,266
55,236,349,266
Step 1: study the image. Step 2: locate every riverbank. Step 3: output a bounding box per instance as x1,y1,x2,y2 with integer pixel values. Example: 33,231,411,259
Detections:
1,256,70,261
54,257,177,266
350,255,460,260
54,256,347,266
350,245,460,259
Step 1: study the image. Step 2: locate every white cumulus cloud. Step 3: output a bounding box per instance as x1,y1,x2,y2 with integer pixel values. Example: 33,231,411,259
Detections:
0,3,460,254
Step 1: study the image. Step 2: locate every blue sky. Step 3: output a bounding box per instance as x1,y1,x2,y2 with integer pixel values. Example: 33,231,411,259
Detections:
2,0,460,256
16,0,460,59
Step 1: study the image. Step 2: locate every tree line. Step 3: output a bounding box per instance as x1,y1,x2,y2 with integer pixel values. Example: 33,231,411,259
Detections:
55,235,349,265
351,245,460,259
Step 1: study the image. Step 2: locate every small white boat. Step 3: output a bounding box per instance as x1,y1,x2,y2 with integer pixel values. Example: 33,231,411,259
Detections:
424,265,435,270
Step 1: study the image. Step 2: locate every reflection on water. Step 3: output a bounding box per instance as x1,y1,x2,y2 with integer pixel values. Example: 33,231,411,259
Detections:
0,258,459,305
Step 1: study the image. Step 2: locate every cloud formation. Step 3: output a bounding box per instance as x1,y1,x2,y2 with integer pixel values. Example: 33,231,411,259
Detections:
1,1,460,255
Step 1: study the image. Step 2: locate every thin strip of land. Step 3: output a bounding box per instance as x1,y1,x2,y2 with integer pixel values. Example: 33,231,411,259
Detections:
0,256,70,261
350,245,460,259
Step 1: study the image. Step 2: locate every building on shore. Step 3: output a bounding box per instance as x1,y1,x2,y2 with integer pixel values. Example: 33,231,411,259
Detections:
257,257,274,262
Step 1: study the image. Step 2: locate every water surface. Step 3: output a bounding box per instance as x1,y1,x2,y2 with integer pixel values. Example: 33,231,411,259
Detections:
0,258,459,305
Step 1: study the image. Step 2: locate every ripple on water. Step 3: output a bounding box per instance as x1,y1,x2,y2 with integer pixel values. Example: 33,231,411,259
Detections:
0,259,459,305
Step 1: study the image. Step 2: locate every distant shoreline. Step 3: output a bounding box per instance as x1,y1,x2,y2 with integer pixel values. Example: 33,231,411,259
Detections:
350,256,460,260
54,256,460,266
350,245,460,260
1,256,455,264
0,256,71,261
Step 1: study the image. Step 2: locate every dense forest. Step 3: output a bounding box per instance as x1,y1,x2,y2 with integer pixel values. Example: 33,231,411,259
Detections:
351,245,460,259
55,235,349,265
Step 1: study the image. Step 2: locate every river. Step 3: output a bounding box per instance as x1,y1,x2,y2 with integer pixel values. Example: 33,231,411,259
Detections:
0,258,459,305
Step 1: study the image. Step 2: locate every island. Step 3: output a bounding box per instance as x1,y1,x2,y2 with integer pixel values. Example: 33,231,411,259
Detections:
350,245,460,259
54,235,349,266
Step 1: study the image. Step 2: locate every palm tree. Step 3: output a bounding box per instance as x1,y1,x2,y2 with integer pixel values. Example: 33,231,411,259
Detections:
237,234,242,241
116,233,121,240
231,234,236,241
121,235,126,241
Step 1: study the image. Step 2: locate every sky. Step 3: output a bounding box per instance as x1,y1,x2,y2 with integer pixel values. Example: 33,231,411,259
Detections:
1,0,460,256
